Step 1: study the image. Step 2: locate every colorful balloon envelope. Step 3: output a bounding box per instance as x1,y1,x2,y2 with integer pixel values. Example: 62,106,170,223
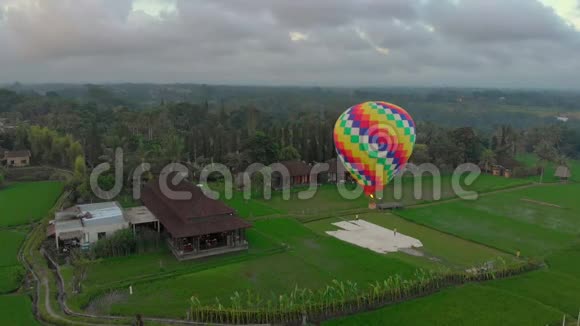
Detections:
333,101,416,196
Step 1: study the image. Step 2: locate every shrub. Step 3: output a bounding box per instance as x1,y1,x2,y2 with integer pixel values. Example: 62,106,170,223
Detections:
90,229,136,259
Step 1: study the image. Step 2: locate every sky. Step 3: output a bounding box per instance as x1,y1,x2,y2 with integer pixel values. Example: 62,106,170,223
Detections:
1,0,580,88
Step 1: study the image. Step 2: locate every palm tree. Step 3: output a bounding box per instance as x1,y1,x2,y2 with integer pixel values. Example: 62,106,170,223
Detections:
479,149,496,173
555,154,569,167
534,141,558,184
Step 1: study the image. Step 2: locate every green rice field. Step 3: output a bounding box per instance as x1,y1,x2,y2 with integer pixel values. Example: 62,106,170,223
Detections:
0,181,64,227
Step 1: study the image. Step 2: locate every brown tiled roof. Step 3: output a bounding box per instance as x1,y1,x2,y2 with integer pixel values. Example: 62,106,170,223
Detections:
141,177,251,238
279,160,311,176
3,150,31,159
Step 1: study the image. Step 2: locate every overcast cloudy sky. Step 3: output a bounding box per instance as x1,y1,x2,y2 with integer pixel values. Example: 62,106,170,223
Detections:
1,0,580,88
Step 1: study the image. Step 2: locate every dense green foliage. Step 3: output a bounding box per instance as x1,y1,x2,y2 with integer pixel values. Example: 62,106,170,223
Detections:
90,229,137,259
1,86,579,177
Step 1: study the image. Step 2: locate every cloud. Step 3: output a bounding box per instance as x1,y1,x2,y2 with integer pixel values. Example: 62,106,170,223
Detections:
0,0,579,88
289,32,308,42
424,0,578,43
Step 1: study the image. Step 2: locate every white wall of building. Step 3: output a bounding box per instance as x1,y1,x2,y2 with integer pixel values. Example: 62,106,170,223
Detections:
83,221,129,244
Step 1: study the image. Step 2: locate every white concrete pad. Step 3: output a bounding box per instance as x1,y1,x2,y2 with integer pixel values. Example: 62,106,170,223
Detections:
326,219,423,254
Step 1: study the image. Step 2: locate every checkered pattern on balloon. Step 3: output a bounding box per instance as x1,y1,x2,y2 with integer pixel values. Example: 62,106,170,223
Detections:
333,101,416,197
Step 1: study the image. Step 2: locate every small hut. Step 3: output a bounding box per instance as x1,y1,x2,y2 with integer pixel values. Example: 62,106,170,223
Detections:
2,150,31,167
554,166,572,182
325,158,354,184
491,164,503,177
503,169,512,178
274,160,312,188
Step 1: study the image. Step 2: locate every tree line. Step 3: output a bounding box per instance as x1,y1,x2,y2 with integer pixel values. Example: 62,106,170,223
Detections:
1,87,579,195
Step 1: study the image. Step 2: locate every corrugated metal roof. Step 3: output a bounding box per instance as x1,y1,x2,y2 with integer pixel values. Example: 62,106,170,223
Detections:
59,230,84,240
125,206,158,225
55,219,83,232
77,202,123,219
78,202,127,227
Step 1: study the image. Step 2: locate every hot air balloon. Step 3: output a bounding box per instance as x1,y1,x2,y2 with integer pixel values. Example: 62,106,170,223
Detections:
333,101,416,199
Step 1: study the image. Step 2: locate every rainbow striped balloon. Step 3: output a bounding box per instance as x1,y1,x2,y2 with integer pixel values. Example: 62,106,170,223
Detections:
333,101,416,196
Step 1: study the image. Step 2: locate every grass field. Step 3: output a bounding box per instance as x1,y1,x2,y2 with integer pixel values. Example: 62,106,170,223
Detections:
325,283,563,326
330,182,580,325
0,229,27,293
396,183,580,257
0,181,64,227
227,174,531,219
517,153,580,183
0,181,64,323
73,218,421,318
0,230,26,267
305,212,513,269
327,243,580,325
64,227,281,292
0,295,39,325
63,177,578,324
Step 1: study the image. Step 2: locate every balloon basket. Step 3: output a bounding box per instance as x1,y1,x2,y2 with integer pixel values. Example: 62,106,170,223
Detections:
368,201,377,210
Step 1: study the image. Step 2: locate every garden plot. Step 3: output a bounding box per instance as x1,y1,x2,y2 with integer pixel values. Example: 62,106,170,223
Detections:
326,220,423,254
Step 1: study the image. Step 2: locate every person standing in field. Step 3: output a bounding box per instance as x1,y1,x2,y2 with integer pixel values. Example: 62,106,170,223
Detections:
394,228,397,237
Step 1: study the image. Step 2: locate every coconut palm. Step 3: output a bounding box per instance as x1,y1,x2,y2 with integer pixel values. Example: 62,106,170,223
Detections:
479,148,496,173
534,141,558,183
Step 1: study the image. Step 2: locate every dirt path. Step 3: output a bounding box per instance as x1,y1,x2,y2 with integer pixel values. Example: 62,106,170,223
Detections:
520,198,562,208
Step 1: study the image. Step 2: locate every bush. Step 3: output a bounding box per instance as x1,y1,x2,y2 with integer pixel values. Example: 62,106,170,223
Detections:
513,166,538,178
90,229,136,259
135,228,162,254
90,228,162,259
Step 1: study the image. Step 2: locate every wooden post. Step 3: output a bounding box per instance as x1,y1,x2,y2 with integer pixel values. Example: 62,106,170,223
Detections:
562,314,566,326
132,224,136,236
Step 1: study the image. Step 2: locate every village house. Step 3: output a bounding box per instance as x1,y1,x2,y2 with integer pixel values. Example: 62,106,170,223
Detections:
49,176,252,260
325,158,354,184
141,178,251,260
273,160,312,189
2,150,31,167
52,202,129,250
